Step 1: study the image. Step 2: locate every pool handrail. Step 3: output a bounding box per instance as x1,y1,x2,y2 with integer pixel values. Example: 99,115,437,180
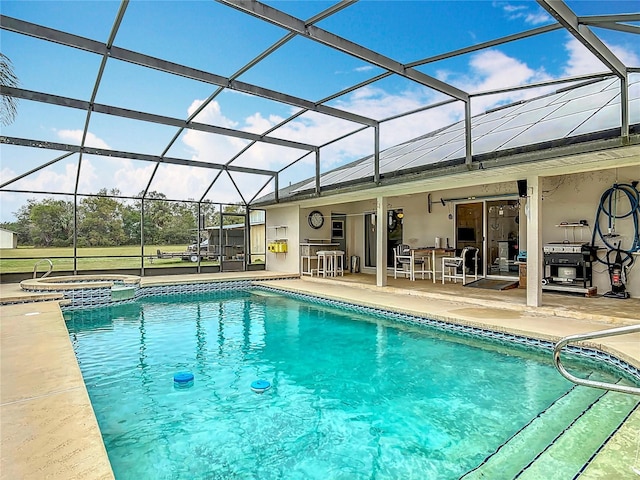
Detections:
554,324,640,396
33,258,53,279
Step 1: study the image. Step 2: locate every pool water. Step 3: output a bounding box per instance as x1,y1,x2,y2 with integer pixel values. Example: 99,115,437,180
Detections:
65,289,624,480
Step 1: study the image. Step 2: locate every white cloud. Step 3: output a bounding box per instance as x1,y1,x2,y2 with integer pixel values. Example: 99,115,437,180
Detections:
177,48,560,194
495,2,550,25
56,129,110,149
524,11,550,25
562,36,640,77
179,100,302,202
502,4,526,13
4,161,92,194
188,99,238,129
111,159,156,195
470,50,553,110
434,49,554,115
244,112,285,134
182,99,252,166
146,163,225,202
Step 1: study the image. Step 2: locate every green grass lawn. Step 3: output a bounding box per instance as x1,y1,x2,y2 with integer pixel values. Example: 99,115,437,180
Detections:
0,245,217,273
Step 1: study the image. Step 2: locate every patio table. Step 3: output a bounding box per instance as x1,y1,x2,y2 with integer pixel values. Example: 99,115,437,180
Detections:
410,247,456,282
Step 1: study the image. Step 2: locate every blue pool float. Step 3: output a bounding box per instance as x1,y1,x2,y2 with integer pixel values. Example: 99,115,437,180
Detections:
251,379,271,393
174,371,194,388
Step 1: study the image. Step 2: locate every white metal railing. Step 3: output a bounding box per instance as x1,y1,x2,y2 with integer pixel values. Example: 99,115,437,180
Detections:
32,258,53,279
554,325,640,396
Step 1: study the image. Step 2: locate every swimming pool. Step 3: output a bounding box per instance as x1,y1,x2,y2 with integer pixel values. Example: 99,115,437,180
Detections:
64,287,639,479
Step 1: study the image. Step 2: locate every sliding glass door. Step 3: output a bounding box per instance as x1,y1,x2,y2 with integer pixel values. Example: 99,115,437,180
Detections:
486,200,520,277
455,199,520,278
455,203,483,274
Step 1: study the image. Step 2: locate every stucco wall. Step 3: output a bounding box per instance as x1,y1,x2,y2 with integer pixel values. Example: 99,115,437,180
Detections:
539,168,639,297
265,204,300,273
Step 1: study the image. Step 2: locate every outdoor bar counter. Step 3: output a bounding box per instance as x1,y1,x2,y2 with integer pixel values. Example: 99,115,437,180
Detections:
300,241,340,276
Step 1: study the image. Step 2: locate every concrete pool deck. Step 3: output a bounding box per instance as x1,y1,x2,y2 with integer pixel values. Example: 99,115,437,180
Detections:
1,272,639,479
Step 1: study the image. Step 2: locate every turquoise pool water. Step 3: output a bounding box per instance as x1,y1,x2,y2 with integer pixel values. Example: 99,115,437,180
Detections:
65,288,624,480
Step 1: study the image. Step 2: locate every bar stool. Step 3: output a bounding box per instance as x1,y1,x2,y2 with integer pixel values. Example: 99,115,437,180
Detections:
316,251,332,277
333,250,344,276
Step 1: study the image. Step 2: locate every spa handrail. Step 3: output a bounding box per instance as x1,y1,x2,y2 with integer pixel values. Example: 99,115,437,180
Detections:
554,325,640,396
33,258,53,279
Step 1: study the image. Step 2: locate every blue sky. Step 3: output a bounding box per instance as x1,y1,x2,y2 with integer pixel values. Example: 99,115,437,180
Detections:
1,0,639,222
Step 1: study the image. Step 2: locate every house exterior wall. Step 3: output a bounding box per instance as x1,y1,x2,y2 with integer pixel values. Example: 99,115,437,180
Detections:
539,167,639,297
0,229,17,249
264,165,639,297
265,204,299,273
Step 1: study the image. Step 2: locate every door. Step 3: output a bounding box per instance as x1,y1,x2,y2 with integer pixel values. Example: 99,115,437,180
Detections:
456,200,519,278
486,200,519,277
220,212,246,272
455,203,483,274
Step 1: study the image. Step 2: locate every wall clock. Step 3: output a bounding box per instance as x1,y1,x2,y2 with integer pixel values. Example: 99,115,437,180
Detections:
308,210,324,229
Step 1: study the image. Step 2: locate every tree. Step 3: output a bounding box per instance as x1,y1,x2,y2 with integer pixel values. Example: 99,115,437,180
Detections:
25,198,74,247
210,204,245,227
1,53,19,126
139,192,172,245
7,193,234,248
120,201,141,245
159,202,197,245
77,189,126,246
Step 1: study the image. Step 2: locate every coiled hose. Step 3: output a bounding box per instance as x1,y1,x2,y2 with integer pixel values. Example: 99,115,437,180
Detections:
591,182,640,270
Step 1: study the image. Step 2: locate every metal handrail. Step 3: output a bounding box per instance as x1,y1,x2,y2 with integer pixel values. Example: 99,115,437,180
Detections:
554,324,640,396
32,258,53,279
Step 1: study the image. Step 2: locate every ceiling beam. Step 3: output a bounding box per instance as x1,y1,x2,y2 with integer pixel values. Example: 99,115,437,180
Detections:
580,22,640,36
470,71,613,98
1,86,317,151
0,136,277,176
0,15,376,127
217,0,469,102
578,14,640,24
407,23,562,67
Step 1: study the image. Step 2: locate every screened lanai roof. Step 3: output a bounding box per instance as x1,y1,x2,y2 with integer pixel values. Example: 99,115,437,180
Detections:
1,1,639,220
285,74,640,197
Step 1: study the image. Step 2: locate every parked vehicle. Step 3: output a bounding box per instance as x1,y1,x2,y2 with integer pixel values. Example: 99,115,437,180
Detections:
187,240,208,252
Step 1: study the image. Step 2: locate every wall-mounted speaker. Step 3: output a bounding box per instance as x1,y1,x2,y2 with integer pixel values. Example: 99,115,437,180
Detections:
517,179,527,197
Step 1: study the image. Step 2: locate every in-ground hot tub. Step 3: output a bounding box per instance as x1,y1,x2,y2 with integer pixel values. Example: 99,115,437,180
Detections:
21,274,141,291
21,275,141,307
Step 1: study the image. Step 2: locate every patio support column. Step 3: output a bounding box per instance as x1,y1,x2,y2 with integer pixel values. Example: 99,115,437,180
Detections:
314,148,320,195
464,99,472,166
141,199,145,276
526,175,542,307
376,196,387,287
374,124,380,185
621,75,629,142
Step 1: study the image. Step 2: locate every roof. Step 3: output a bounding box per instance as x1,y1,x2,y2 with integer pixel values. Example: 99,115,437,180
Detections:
1,1,639,218
275,75,639,201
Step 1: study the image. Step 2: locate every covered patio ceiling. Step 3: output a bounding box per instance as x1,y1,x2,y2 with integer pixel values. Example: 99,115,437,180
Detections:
1,1,639,214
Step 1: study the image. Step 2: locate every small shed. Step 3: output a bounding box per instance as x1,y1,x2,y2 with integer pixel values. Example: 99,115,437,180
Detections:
0,228,18,249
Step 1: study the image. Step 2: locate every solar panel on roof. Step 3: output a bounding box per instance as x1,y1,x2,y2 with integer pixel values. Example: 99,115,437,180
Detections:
501,110,596,149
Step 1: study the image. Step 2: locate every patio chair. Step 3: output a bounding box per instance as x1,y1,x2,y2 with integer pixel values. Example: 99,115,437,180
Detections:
442,246,479,285
394,244,428,279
